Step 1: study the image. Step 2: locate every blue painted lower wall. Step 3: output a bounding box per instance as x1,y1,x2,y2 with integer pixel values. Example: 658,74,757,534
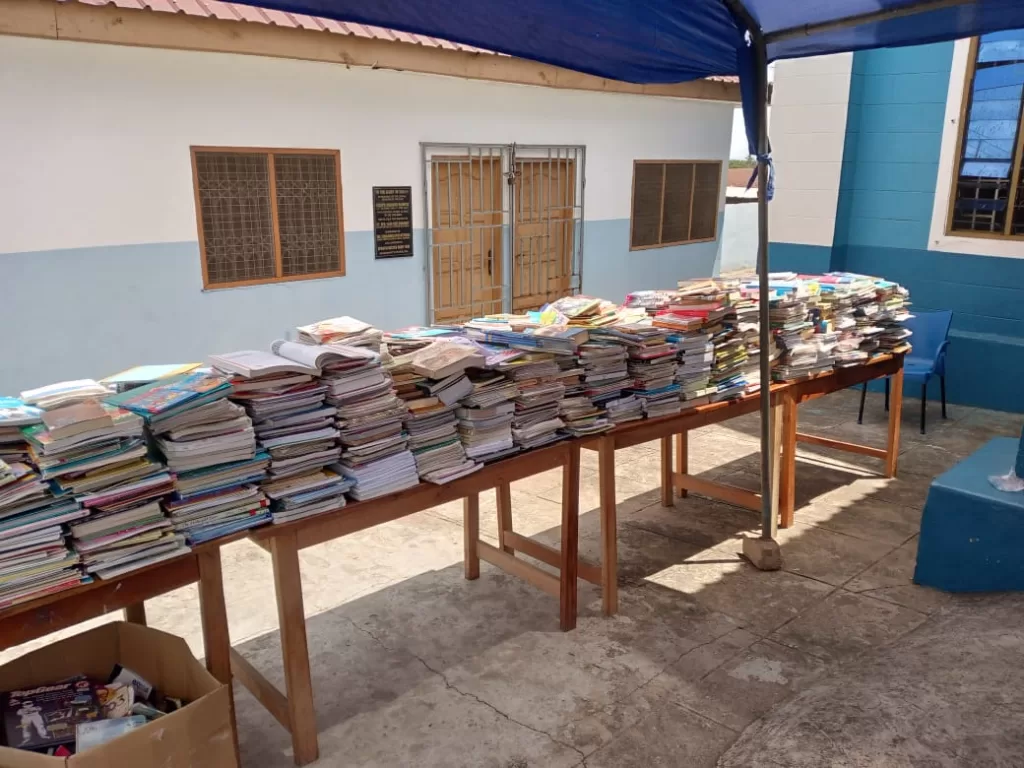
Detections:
770,241,1024,414
0,217,720,395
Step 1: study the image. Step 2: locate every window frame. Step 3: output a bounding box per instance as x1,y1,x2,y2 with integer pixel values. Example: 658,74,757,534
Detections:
190,145,347,289
945,36,1024,242
629,159,722,251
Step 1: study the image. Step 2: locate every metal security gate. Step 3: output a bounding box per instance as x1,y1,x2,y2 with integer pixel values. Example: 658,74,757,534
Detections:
422,143,584,324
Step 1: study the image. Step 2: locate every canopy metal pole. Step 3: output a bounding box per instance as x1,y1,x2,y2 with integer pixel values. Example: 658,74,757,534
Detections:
753,34,775,545
764,0,974,45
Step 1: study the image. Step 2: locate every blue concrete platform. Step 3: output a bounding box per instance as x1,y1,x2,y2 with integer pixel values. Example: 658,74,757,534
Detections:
915,438,1024,592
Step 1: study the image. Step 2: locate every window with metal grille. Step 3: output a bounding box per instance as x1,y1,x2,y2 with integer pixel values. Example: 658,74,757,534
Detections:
191,147,345,288
630,160,722,250
949,30,1024,238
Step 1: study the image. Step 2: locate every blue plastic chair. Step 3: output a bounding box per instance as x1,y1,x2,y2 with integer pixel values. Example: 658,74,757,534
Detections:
858,309,953,434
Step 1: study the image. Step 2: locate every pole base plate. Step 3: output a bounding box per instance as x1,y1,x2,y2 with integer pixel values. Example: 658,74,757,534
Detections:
742,536,783,571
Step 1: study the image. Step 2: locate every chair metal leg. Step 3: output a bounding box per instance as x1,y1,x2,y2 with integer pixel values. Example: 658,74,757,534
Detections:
884,377,890,412
858,381,868,424
940,375,947,419
920,382,927,435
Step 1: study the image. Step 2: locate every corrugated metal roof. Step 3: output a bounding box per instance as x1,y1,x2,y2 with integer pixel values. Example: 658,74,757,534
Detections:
60,0,739,83
65,0,495,54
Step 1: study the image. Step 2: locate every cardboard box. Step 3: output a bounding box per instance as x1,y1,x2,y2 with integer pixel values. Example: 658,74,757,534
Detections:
0,622,238,768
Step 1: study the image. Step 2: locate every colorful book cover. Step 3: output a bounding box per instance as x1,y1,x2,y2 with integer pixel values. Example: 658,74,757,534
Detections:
106,372,231,418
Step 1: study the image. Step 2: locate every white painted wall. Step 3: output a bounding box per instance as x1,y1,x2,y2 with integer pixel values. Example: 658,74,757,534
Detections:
0,35,733,254
769,53,853,247
721,203,758,272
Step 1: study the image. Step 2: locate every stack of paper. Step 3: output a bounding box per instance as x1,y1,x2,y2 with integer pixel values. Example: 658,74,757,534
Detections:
296,315,383,350
671,327,715,410
262,468,353,524
500,355,567,450
0,460,88,608
0,397,42,463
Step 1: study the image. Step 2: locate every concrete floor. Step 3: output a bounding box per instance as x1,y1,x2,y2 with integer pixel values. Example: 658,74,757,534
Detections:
4,389,1023,767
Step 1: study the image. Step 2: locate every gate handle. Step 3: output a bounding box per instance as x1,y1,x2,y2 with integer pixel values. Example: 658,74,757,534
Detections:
487,249,493,276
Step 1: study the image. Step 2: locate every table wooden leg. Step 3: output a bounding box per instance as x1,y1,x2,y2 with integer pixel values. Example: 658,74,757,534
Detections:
197,547,241,767
779,392,798,529
124,602,147,626
197,548,231,685
598,436,618,617
496,482,514,555
660,436,673,508
560,444,580,632
270,533,319,766
464,494,480,580
885,364,904,477
674,432,688,498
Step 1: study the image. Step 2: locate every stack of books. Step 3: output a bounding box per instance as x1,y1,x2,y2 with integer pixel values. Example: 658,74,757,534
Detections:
262,469,352,524
330,352,418,501
405,401,479,483
20,380,111,411
622,325,681,418
109,372,269,542
0,397,42,464
500,354,567,449
555,348,610,436
578,343,630,410
873,280,913,354
0,459,87,608
455,373,518,462
22,400,183,579
296,315,383,351
70,468,183,580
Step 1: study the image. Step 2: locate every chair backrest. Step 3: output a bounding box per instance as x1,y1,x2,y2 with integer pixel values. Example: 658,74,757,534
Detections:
904,309,952,363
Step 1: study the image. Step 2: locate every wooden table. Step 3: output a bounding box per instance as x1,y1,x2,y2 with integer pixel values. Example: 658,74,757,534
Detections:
584,353,906,616
0,536,241,757
235,441,583,766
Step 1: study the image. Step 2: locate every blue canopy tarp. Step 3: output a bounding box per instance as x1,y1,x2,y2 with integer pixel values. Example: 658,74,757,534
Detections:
227,0,1024,546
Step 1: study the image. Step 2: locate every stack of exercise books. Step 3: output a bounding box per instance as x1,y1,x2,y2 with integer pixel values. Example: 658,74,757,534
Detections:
70,466,183,580
872,279,913,354
402,342,481,482
262,469,352,524
623,326,681,418
20,399,183,579
500,354,567,449
0,397,42,464
296,315,383,351
330,349,418,501
578,342,630,412
0,458,87,608
603,393,644,424
454,372,518,462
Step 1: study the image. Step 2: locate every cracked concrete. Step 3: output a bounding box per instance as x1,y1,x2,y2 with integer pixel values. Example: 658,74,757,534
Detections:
2,390,1023,767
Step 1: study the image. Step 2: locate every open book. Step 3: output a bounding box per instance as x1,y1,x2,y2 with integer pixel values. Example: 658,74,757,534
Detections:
209,350,319,378
271,340,378,370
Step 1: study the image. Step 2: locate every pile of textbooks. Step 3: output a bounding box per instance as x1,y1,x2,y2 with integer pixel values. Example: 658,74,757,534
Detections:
23,399,182,580
0,457,87,608
500,354,567,449
621,325,681,418
109,372,268,542
403,342,481,482
455,372,519,462
327,336,418,500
